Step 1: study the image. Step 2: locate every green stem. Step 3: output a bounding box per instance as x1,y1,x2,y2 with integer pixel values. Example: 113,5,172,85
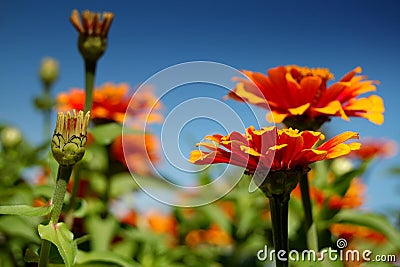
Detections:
65,166,81,228
269,194,289,267
43,84,52,139
299,174,313,230
84,60,97,113
38,239,51,267
299,173,318,251
38,165,73,267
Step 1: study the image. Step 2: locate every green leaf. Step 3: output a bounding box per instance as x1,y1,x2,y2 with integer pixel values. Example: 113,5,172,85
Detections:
38,222,77,267
199,204,231,233
0,204,52,216
0,215,40,243
76,250,141,267
331,161,368,196
48,151,59,182
89,123,123,145
82,145,108,172
311,161,330,188
307,223,318,252
86,215,118,251
24,248,39,263
334,210,400,249
110,172,139,198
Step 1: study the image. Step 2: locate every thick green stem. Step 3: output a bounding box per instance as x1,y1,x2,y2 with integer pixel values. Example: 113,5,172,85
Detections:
84,60,97,113
50,165,73,222
269,194,289,267
300,174,313,230
299,173,318,251
38,165,73,267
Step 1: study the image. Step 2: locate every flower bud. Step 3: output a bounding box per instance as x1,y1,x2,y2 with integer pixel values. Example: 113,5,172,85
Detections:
1,127,22,148
51,110,90,166
70,10,114,62
39,57,59,88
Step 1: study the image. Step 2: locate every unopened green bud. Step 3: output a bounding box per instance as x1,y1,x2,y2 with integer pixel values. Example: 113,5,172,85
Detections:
39,57,59,88
51,110,90,166
34,94,54,110
1,127,22,148
70,9,114,62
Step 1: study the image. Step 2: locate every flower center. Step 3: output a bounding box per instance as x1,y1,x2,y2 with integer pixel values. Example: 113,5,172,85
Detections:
286,65,333,105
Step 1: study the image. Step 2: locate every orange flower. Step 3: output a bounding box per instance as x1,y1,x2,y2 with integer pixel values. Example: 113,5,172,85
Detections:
349,138,397,161
57,83,163,124
218,201,236,221
119,210,137,227
33,198,48,208
292,183,326,206
328,178,365,210
146,212,178,239
330,223,386,244
190,126,360,173
227,65,384,126
185,224,232,247
292,178,365,210
110,133,159,176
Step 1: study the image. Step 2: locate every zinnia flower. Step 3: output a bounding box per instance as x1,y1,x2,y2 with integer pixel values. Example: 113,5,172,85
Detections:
110,133,160,176
227,65,384,129
185,224,232,247
330,223,386,244
190,126,360,174
349,138,397,161
145,211,178,246
292,178,365,210
328,178,365,210
57,83,163,124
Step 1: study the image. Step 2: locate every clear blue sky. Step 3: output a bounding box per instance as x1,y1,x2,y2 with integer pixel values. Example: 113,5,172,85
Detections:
0,0,399,213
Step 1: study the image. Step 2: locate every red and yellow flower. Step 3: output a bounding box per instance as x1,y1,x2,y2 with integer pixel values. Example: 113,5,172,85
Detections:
57,83,163,124
190,126,360,173
349,138,397,161
227,65,384,126
330,223,386,244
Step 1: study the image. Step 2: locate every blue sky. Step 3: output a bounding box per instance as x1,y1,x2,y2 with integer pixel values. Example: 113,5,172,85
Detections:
0,0,399,213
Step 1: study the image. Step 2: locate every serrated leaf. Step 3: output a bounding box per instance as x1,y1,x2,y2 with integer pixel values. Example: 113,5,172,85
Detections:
38,222,77,267
76,250,141,267
0,204,52,216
